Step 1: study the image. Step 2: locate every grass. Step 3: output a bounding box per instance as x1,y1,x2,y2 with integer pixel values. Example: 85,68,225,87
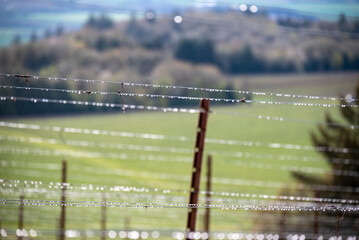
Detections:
0,72,358,239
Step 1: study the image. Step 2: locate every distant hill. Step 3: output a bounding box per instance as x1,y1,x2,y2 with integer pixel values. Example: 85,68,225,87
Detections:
0,10,358,115
1,0,359,48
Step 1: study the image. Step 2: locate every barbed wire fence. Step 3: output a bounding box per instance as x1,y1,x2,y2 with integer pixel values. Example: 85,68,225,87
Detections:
0,73,358,239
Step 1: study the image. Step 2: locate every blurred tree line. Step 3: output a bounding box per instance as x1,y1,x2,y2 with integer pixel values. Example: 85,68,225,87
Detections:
0,12,358,115
175,39,297,73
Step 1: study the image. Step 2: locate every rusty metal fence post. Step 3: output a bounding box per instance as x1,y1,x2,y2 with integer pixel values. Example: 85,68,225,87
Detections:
204,155,212,238
59,160,67,240
185,99,210,239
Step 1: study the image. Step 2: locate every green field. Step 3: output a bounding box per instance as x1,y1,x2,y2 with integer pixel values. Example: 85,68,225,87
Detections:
0,72,358,239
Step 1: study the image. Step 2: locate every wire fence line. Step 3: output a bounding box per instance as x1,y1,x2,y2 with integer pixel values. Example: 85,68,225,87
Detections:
2,133,356,165
2,147,359,178
2,136,358,166
1,120,357,154
3,185,355,211
2,161,359,194
0,135,192,155
4,227,355,240
1,85,358,108
0,198,352,225
2,95,359,129
0,95,200,114
0,144,192,161
2,145,357,178
213,111,359,129
1,73,357,102
1,72,358,233
6,157,359,192
1,199,358,212
2,179,359,204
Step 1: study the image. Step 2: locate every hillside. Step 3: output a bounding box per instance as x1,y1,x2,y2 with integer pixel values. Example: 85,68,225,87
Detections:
1,10,359,116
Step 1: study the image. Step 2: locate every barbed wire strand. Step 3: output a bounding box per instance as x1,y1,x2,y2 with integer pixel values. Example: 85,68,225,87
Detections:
2,147,359,194
2,136,358,166
1,199,358,212
2,179,359,204
2,162,358,193
0,120,357,153
2,145,359,178
211,111,359,129
1,93,358,129
1,87,358,108
1,74,357,102
2,227,347,240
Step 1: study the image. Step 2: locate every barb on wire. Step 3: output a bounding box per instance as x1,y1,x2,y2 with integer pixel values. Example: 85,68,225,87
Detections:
337,210,346,236
14,74,32,84
118,82,125,113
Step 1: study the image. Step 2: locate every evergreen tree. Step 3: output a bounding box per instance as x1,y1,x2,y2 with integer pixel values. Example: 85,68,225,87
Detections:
292,81,359,234
30,30,37,43
56,25,64,36
338,13,348,32
175,38,215,64
44,28,52,39
85,13,113,30
12,34,21,45
125,11,138,35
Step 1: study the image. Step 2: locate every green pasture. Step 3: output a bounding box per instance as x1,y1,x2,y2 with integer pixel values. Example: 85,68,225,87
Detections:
0,73,358,238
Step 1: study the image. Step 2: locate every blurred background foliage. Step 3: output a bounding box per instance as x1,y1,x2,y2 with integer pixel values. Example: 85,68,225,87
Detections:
1,10,359,115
